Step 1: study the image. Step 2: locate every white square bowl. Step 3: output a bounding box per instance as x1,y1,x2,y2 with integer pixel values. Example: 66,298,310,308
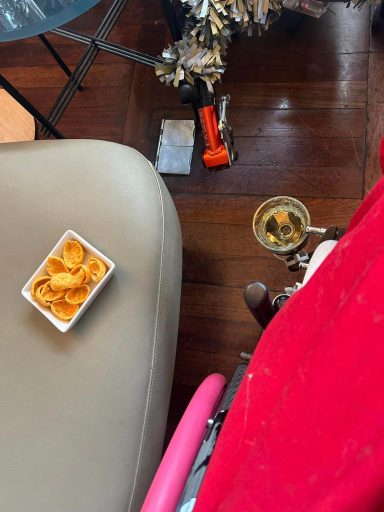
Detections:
21,230,115,333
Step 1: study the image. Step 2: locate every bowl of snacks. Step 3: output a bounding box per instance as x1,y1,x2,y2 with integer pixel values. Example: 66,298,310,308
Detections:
21,230,115,332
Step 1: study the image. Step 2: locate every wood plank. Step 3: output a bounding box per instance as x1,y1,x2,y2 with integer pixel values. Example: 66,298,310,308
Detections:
364,103,384,194
242,4,370,55
178,314,260,357
164,162,363,198
0,35,86,69
8,58,134,141
367,52,384,104
174,347,241,386
173,196,362,226
20,85,131,142
123,64,180,154
1,61,134,89
181,282,259,325
364,53,384,194
151,108,366,138
107,0,169,55
182,251,303,290
181,222,266,258
224,50,368,83
181,221,345,260
0,89,35,143
235,136,364,167
216,81,367,109
58,87,131,141
179,197,360,274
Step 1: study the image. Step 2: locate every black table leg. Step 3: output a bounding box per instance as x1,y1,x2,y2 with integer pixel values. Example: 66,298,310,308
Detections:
38,34,84,91
0,74,65,139
160,0,182,41
41,0,129,137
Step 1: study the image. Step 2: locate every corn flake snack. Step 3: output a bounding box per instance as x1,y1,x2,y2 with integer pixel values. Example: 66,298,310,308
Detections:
66,284,90,305
88,258,106,283
31,275,51,299
51,300,79,321
63,240,85,269
50,271,84,291
70,264,91,284
36,284,51,308
40,282,66,302
46,256,68,276
30,240,108,321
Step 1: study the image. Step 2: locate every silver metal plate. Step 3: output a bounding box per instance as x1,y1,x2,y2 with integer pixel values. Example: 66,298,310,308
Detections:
155,119,195,175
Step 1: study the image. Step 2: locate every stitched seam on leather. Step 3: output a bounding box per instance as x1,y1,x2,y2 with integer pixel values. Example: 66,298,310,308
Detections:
126,154,166,511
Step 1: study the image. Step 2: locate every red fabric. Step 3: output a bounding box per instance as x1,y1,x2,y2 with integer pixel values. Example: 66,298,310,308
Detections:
380,138,384,175
194,175,384,512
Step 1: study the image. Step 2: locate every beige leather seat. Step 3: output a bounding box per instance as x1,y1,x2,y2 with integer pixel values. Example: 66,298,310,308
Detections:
0,140,182,511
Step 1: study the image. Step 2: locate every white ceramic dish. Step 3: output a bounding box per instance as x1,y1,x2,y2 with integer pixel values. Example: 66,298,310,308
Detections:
21,230,115,333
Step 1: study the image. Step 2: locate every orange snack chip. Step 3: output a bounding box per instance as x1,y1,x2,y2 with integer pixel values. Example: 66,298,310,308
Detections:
63,240,85,269
36,285,51,307
50,269,85,291
40,282,66,302
31,275,51,299
46,256,68,276
51,300,79,320
88,258,107,283
70,264,91,284
65,284,90,305
30,237,109,322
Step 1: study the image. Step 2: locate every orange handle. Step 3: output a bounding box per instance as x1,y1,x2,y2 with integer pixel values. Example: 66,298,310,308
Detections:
199,105,221,153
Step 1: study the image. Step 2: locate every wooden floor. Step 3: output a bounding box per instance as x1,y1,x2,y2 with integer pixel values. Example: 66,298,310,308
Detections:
1,0,383,427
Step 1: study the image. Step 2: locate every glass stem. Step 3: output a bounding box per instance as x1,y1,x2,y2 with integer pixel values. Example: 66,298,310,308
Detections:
306,226,327,236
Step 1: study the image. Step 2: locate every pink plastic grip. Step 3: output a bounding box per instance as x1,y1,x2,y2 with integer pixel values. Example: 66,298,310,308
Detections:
141,373,227,512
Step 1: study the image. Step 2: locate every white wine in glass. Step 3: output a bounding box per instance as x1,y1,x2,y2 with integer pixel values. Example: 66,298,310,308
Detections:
253,196,311,256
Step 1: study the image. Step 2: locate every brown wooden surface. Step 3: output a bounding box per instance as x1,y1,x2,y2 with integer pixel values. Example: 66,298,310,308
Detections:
0,0,382,423
0,89,35,143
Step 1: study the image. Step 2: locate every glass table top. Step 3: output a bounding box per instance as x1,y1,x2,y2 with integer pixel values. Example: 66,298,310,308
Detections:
0,0,100,42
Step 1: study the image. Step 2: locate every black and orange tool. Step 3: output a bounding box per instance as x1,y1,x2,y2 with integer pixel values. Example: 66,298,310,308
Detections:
179,80,238,171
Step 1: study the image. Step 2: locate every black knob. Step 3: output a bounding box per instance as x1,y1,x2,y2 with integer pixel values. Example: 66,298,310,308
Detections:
179,82,199,104
244,281,275,329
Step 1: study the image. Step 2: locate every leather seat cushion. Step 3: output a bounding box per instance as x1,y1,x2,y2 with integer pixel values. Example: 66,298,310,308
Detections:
0,140,182,511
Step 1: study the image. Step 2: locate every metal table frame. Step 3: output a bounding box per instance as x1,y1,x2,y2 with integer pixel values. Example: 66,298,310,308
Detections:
0,0,181,139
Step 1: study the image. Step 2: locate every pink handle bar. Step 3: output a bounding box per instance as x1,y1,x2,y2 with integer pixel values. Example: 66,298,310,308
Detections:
141,373,227,512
